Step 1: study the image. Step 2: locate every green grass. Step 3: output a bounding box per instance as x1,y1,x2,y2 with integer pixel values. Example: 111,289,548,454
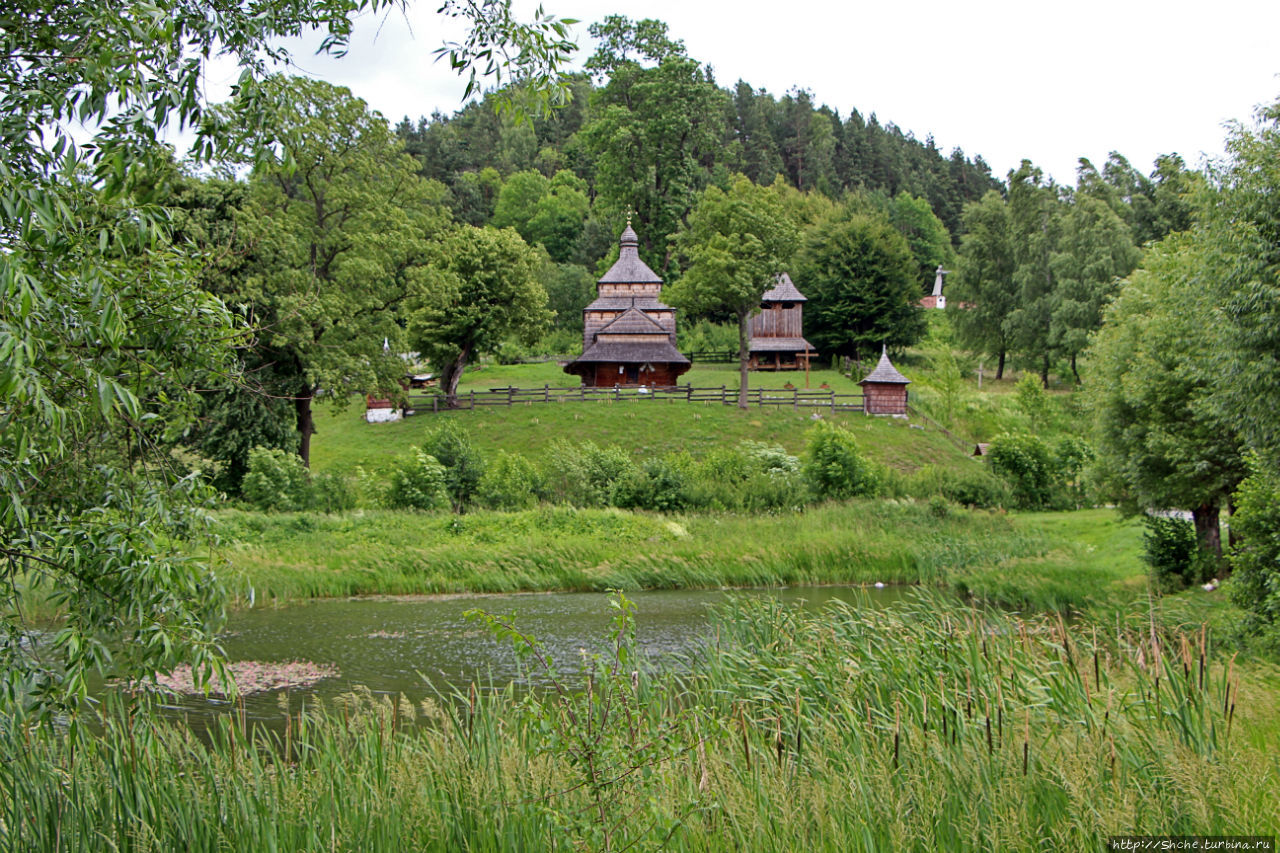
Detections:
7,592,1278,850
311,365,976,477
210,504,1158,616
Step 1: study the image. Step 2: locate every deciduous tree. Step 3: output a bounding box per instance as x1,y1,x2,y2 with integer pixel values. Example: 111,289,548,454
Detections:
672,176,798,409
408,226,552,406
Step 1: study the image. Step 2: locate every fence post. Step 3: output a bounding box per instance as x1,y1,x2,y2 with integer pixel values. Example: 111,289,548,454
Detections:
544,384,549,402
432,395,438,414
470,390,475,410
793,388,798,411
508,387,514,406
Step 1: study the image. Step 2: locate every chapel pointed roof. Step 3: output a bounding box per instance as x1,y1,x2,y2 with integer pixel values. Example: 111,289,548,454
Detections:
761,272,806,302
859,346,911,385
597,222,663,284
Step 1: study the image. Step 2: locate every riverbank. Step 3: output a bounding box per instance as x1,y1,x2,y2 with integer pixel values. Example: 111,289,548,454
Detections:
8,592,1277,849
212,504,1148,614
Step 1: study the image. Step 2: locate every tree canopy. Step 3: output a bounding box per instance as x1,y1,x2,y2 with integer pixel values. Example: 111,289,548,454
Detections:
672,176,798,408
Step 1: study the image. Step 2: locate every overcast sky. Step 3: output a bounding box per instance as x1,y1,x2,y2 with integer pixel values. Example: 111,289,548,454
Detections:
205,0,1280,186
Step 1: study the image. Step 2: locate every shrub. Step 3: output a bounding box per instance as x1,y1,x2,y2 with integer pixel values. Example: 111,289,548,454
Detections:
311,471,360,513
802,421,880,500
905,464,1009,509
421,421,485,511
1014,373,1048,432
614,454,693,513
478,451,543,510
1143,515,1211,593
1052,435,1095,509
985,433,1054,509
1229,457,1280,644
385,448,450,511
542,440,638,507
242,446,311,512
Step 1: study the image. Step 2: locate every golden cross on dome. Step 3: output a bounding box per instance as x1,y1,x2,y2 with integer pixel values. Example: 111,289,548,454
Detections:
625,206,632,227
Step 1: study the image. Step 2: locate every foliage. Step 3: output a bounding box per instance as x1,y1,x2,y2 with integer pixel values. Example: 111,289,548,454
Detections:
478,450,544,510
420,421,486,512
385,449,450,511
1087,233,1246,555
542,440,639,507
1004,161,1063,385
888,191,956,292
985,433,1055,509
1229,456,1280,645
903,464,1010,509
467,594,707,850
613,455,694,512
796,210,927,362
672,175,799,407
1207,98,1280,466
540,261,597,333
585,15,687,78
229,75,453,465
1052,435,1095,509
1013,373,1049,432
581,57,727,274
409,225,551,405
242,447,312,513
1143,515,1211,593
802,422,881,500
951,190,1016,378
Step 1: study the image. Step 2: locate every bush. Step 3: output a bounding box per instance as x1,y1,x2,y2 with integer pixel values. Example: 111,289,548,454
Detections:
311,471,360,513
1229,457,1280,643
802,421,880,500
1143,515,1212,593
614,454,693,512
421,421,485,511
385,448,450,511
478,451,543,510
242,446,311,512
985,433,1054,509
542,440,638,507
904,464,1009,509
1052,436,1094,509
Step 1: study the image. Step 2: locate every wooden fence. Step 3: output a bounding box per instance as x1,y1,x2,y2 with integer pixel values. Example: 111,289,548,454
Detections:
406,384,866,414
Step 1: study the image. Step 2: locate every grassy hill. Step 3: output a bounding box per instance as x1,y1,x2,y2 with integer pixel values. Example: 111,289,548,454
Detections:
310,363,980,476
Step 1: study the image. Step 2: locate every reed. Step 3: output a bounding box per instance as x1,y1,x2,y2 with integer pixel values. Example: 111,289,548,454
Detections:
3,592,1276,851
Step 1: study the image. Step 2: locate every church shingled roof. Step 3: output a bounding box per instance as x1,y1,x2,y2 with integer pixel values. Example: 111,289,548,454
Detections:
597,224,663,284
760,272,806,302
596,306,667,335
859,348,911,385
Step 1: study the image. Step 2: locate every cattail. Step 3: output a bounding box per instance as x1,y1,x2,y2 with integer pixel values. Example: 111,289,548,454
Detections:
1022,707,1030,776
893,701,901,769
738,703,752,772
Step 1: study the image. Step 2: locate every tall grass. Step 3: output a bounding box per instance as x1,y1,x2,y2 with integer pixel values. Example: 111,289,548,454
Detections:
210,502,1117,611
4,593,1277,850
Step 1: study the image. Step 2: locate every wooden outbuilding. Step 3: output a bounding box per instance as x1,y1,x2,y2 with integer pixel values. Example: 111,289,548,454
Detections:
749,273,815,370
859,347,911,415
564,222,690,387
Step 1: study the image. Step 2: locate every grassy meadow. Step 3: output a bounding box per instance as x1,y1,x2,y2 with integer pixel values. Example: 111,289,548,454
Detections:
311,364,978,477
213,505,1144,612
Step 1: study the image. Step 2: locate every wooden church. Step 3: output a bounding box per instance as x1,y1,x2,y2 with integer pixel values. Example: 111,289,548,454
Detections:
564,221,691,387
748,273,814,370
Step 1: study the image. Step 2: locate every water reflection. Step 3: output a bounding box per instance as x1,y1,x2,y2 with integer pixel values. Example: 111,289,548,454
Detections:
153,585,909,729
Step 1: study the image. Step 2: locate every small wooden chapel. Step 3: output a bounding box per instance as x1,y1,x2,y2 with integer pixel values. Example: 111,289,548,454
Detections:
563,220,691,387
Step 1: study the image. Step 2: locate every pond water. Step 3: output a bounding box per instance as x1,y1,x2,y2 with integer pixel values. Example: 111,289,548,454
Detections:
149,585,910,729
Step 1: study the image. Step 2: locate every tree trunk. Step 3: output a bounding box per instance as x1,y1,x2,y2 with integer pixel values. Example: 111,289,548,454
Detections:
1191,502,1222,560
295,389,315,469
440,347,469,408
737,307,751,410
1040,353,1050,389
996,350,1006,380
1070,352,1081,385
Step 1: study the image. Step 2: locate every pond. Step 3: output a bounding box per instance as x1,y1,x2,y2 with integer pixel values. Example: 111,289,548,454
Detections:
148,585,910,729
